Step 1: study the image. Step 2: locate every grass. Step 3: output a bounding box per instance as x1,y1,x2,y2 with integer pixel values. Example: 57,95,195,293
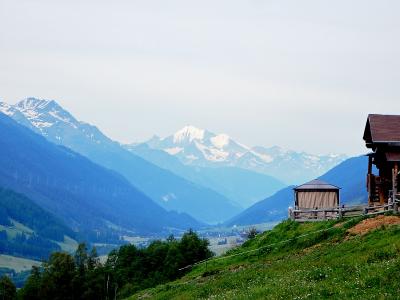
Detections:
56,235,79,253
2,218,78,254
0,219,34,239
10,219,34,234
0,255,41,272
128,216,400,299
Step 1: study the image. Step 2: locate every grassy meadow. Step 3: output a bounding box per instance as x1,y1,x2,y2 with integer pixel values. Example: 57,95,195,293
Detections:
129,215,400,299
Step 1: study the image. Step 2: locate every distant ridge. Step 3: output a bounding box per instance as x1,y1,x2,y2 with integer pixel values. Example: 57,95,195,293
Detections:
136,125,347,184
0,98,240,224
0,112,202,240
126,143,286,208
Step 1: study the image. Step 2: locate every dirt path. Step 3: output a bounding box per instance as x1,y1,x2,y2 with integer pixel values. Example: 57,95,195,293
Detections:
347,215,400,236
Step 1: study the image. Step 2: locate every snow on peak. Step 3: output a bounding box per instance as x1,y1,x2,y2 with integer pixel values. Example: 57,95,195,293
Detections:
0,102,14,116
146,126,251,164
138,125,348,183
13,98,80,129
173,126,205,143
210,134,230,149
165,147,184,155
16,98,56,111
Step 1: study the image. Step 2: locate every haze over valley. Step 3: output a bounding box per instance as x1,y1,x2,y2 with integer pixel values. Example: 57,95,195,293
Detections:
0,97,370,256
1,1,400,298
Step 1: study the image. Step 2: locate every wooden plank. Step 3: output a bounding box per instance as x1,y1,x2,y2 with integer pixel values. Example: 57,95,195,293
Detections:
292,203,397,222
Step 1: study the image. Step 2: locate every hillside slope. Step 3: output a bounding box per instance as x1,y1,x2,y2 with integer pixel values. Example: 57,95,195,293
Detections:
225,186,295,226
0,188,77,260
320,155,370,205
130,214,400,299
0,112,201,240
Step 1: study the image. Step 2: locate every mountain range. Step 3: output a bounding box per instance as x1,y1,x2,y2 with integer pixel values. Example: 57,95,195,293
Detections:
133,125,347,184
126,143,285,208
125,125,347,208
0,96,372,277
0,98,240,224
0,97,359,233
0,112,201,241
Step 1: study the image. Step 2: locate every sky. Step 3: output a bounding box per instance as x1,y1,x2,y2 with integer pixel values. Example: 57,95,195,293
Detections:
1,0,399,155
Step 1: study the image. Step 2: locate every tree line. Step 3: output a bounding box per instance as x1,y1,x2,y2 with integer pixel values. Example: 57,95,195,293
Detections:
0,230,213,300
0,230,61,260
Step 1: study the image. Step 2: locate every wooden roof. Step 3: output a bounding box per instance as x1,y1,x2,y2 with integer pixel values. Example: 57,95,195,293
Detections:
363,114,400,146
386,152,400,162
294,179,340,191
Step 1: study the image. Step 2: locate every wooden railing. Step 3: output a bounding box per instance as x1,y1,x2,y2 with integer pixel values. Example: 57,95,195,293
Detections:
289,201,400,222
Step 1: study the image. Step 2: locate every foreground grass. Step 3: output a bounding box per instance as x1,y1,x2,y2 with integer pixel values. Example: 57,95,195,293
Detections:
128,216,400,299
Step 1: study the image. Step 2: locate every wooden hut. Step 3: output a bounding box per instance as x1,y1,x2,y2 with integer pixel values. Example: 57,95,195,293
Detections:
294,179,340,210
363,114,400,206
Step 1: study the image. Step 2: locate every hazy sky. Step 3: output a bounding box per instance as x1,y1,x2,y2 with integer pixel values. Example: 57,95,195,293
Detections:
1,0,399,155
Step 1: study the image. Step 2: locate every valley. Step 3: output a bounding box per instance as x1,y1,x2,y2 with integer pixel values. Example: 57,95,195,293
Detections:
1,2,398,298
0,102,395,299
0,99,366,280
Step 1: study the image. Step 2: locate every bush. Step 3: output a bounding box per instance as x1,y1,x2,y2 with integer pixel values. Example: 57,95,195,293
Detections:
247,227,259,239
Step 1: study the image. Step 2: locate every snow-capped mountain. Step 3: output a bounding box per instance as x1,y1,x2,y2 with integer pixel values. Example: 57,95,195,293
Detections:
137,126,347,184
0,98,109,146
146,126,253,165
0,98,242,223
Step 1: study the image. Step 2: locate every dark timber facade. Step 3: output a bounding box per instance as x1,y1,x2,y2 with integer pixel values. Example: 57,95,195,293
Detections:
363,114,400,206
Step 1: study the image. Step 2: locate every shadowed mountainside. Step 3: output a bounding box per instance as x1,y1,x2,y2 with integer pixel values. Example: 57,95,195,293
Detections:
0,112,202,241
0,99,240,224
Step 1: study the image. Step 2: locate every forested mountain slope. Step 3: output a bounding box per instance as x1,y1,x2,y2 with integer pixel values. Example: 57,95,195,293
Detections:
0,112,201,241
0,188,76,260
0,99,240,224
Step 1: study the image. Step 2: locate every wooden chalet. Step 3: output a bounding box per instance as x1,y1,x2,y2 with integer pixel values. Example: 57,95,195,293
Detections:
364,114,400,206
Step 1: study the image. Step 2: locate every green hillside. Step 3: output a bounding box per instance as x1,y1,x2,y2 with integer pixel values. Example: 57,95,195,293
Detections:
129,214,400,299
0,188,77,261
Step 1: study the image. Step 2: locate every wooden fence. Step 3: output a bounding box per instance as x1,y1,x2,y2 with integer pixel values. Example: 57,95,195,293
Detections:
289,200,400,222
